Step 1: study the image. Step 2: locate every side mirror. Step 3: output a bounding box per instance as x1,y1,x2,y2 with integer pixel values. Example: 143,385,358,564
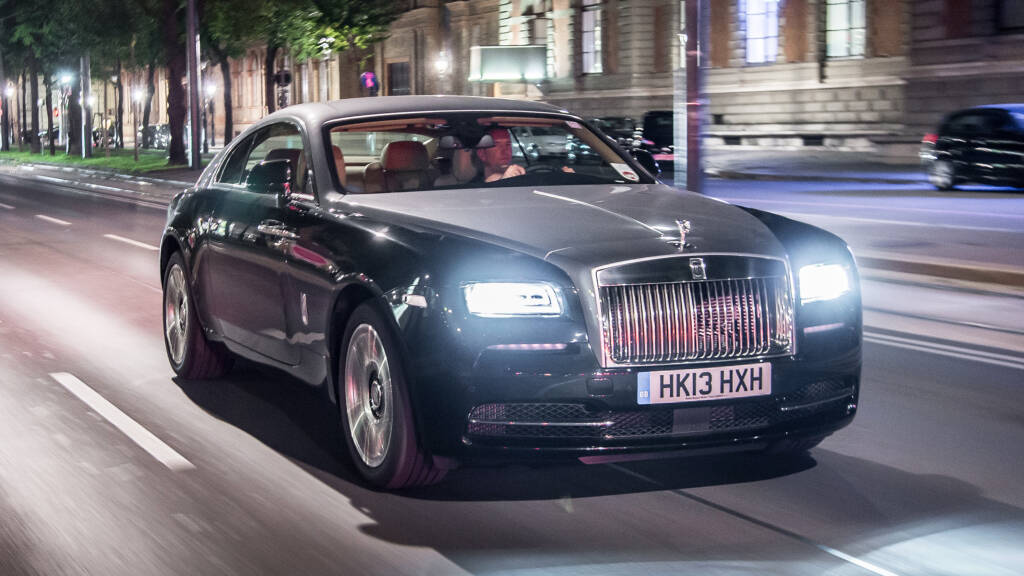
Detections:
631,149,660,176
246,159,292,199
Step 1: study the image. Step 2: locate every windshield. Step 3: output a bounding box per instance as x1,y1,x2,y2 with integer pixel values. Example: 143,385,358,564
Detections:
326,113,652,193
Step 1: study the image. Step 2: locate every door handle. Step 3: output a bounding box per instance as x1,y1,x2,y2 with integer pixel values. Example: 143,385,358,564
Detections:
257,220,299,240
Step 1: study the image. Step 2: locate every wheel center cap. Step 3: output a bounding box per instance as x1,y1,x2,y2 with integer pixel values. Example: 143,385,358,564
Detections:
368,375,384,418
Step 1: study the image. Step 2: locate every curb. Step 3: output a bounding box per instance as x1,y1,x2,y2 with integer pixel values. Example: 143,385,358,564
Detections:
0,159,195,188
857,254,1024,289
707,168,925,185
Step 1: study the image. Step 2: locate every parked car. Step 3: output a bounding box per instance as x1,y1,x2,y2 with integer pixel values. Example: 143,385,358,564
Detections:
589,116,637,140
138,123,171,149
161,96,861,489
922,104,1024,190
639,110,676,169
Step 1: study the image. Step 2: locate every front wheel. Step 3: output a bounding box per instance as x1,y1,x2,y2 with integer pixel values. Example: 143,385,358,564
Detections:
339,302,445,489
928,159,957,190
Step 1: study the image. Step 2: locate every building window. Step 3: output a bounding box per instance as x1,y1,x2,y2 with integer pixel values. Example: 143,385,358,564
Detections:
581,0,602,74
744,0,780,64
826,0,866,58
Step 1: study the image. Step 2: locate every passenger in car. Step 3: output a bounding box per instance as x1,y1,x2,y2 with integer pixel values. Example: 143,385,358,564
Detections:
434,148,479,186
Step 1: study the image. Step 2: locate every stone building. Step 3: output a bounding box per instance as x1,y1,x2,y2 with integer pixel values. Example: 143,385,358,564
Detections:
77,0,1023,154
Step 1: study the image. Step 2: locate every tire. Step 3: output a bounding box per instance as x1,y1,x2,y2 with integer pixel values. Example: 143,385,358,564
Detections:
162,252,233,379
339,302,446,489
928,159,957,190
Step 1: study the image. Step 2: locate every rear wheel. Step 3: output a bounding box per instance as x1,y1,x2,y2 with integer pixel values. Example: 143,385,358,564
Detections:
162,252,233,379
928,159,957,190
339,302,445,489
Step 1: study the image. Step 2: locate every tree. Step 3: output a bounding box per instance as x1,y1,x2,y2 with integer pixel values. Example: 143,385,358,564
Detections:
259,0,401,114
202,0,263,144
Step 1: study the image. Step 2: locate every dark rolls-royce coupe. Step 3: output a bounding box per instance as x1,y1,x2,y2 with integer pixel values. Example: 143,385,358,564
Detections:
161,96,861,489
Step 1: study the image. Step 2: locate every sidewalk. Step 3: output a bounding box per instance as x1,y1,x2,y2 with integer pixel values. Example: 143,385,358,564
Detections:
2,159,1020,292
704,148,925,184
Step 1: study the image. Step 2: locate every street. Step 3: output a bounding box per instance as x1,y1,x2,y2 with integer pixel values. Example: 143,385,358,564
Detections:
1,172,1023,575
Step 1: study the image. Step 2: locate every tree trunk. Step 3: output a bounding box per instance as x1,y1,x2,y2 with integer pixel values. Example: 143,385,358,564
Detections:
163,0,187,165
264,43,279,115
115,58,124,148
45,77,54,156
29,57,40,154
19,69,27,151
220,57,233,143
68,82,82,156
142,62,155,148
0,47,8,152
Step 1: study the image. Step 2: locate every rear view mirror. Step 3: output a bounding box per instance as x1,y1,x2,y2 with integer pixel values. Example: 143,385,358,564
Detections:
438,135,464,149
246,159,292,197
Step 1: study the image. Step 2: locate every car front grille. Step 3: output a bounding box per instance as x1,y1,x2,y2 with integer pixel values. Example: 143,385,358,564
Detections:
466,379,854,441
599,276,794,365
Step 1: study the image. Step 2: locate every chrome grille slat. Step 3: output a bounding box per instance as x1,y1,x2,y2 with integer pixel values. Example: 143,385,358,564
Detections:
600,275,793,365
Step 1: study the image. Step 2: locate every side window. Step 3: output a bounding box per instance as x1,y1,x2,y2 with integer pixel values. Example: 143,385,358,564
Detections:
946,113,987,135
241,123,308,193
216,135,255,185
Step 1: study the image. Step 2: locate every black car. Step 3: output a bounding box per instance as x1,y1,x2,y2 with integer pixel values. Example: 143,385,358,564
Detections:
923,104,1024,190
161,96,861,489
589,116,637,141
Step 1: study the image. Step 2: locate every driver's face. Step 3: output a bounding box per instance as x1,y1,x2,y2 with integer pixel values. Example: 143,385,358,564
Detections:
483,130,513,168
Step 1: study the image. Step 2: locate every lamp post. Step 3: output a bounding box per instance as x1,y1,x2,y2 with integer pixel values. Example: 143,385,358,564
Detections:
3,85,13,151
59,73,72,154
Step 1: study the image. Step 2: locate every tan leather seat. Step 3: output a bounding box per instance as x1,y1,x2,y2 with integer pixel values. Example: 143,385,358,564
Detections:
332,145,347,187
363,141,433,193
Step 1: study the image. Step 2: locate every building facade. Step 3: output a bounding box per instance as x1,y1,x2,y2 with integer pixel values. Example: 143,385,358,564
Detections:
36,0,1019,155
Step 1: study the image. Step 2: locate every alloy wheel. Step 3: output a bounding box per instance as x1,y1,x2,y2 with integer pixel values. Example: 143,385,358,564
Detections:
164,264,189,366
344,323,394,468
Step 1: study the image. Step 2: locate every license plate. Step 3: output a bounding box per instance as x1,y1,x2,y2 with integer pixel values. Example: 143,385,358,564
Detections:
637,362,771,405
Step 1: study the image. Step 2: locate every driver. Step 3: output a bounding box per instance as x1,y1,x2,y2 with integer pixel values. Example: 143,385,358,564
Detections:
475,127,574,182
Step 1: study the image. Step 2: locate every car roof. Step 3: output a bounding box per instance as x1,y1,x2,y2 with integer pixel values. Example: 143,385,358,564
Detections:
964,104,1024,114
262,96,574,127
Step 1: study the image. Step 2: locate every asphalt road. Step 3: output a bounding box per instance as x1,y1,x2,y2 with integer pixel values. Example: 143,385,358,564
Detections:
1,175,1022,576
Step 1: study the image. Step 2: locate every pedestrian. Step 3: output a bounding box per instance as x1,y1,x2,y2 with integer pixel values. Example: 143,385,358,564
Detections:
360,71,379,97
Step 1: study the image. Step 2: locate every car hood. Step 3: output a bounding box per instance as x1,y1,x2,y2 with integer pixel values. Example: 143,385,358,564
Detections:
338,183,788,271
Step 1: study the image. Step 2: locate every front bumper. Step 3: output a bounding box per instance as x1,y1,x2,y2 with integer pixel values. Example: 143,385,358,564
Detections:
397,276,861,462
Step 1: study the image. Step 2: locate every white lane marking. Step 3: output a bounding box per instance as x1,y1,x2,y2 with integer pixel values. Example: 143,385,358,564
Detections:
35,214,72,226
35,173,136,195
49,372,195,471
608,464,903,576
103,234,160,251
865,332,1024,371
0,202,14,210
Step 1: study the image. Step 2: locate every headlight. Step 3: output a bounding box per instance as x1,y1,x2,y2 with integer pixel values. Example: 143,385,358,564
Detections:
463,282,562,317
798,263,851,303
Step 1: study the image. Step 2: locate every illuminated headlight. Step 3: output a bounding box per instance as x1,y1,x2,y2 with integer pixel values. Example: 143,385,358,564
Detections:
799,264,851,303
463,282,562,317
